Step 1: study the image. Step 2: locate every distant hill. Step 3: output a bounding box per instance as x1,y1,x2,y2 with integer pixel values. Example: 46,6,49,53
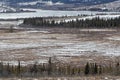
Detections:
47,0,117,5
4,0,118,5
88,0,120,11
71,0,120,11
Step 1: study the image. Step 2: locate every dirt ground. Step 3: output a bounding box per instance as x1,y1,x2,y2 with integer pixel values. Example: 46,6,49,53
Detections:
0,26,120,66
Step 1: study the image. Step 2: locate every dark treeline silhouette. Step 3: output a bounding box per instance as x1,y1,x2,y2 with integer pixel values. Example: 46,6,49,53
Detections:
0,58,120,77
23,17,120,28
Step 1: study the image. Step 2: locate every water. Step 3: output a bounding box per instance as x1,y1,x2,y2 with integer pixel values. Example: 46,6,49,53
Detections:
0,9,119,19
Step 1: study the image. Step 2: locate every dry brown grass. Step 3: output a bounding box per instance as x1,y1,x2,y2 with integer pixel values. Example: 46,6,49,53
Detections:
0,76,120,80
0,27,120,65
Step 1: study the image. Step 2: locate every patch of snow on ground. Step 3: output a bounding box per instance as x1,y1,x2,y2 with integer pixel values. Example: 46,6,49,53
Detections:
80,29,116,32
35,41,120,57
107,36,120,41
0,42,40,51
2,59,48,66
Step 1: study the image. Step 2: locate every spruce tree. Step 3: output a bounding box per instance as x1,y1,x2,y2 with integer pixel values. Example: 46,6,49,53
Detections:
6,63,11,76
17,61,21,76
94,63,98,74
84,62,90,75
48,57,52,75
0,62,3,76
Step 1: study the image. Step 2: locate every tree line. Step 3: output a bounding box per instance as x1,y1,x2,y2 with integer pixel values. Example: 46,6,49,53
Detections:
23,17,120,28
0,57,120,77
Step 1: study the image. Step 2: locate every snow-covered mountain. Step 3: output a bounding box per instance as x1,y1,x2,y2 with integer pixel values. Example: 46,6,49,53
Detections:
4,0,118,5
18,0,64,6
0,1,34,13
0,0,119,11
0,1,17,13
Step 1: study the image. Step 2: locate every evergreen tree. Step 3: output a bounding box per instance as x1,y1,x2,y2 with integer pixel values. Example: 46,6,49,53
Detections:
116,62,120,75
0,62,3,76
94,63,98,74
48,57,52,75
6,63,11,76
17,61,21,76
84,62,90,75
99,65,102,74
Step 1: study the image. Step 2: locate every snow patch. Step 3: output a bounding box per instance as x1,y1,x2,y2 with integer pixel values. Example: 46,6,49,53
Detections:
80,29,116,32
107,36,120,41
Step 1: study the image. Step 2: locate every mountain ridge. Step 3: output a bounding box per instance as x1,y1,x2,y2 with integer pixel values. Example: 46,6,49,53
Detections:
0,0,119,11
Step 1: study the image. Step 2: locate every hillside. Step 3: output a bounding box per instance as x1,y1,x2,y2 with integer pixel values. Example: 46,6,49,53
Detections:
89,0,120,11
74,0,120,11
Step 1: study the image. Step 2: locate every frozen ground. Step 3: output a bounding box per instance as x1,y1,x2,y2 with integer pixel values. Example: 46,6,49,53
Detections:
0,20,23,25
0,27,120,65
0,9,119,20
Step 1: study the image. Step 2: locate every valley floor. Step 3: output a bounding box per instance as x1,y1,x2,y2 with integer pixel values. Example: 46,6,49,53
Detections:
0,25,120,66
